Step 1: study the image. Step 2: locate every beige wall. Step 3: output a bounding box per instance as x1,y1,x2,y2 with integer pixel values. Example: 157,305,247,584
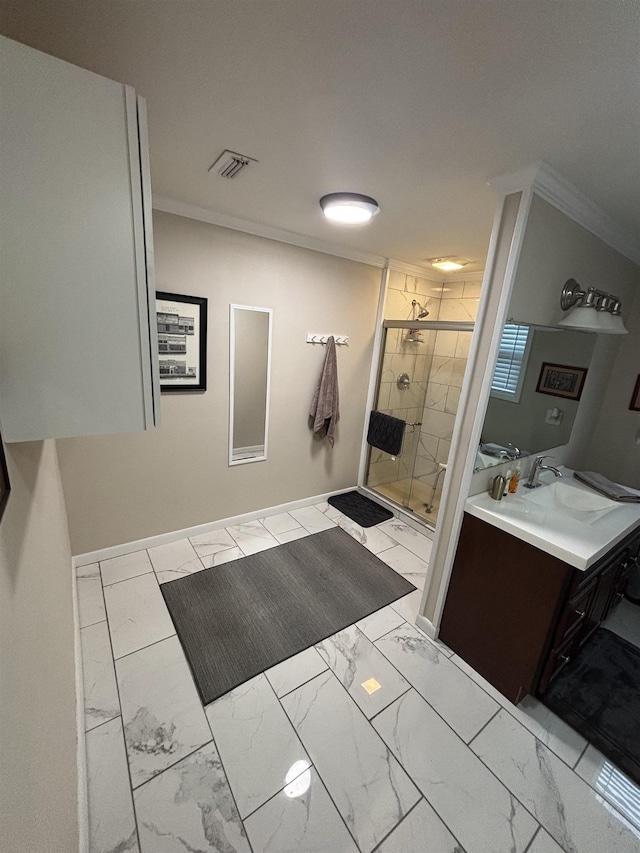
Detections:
508,195,640,485
509,195,639,328
57,212,382,554
585,292,640,487
0,439,78,853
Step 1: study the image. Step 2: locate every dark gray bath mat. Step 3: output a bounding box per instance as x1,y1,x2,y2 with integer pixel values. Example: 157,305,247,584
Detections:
327,491,393,527
543,628,640,786
161,526,414,705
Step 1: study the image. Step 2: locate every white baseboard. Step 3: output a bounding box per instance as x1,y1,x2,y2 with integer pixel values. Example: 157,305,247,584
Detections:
74,487,357,565
71,558,89,853
415,613,438,639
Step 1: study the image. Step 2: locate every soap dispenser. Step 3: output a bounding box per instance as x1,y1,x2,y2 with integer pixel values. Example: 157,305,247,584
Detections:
490,475,507,501
508,464,521,494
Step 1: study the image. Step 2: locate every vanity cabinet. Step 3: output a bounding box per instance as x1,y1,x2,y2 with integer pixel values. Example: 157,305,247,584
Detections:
439,513,640,704
0,36,159,441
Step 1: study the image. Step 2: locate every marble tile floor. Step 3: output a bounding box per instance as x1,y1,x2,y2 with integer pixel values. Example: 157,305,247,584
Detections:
373,479,442,528
78,498,640,853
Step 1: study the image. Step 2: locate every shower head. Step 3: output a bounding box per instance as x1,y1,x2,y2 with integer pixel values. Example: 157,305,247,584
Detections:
412,299,429,319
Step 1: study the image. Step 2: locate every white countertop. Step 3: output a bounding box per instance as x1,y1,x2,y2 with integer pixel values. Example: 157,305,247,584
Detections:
465,468,640,570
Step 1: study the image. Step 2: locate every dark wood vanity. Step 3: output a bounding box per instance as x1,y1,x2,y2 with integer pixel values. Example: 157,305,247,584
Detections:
439,513,640,704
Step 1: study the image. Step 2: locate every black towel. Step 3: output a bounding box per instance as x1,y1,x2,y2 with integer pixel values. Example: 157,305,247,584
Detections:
367,411,406,456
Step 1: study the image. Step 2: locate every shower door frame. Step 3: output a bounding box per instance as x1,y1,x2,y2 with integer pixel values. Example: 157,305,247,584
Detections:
360,319,475,528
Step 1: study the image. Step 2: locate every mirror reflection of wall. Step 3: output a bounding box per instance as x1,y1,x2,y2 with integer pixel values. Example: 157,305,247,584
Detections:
476,325,596,470
229,305,272,465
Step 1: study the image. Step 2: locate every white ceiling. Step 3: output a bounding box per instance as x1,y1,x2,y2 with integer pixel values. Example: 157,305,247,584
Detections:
1,1,639,271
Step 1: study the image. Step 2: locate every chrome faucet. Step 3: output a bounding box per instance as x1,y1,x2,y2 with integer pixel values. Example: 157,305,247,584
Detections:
524,455,564,489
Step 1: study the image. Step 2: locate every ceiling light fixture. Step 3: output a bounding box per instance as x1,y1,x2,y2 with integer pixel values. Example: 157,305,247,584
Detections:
427,257,470,272
319,193,380,225
558,278,628,335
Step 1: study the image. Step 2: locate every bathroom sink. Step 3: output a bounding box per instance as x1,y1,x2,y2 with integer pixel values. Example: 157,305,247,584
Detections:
523,482,619,513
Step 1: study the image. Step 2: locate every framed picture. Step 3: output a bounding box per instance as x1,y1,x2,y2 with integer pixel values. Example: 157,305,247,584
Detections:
630,375,640,412
156,292,207,392
535,362,588,401
0,433,10,523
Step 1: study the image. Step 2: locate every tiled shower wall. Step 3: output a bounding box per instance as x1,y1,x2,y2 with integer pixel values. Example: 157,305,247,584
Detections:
368,272,481,497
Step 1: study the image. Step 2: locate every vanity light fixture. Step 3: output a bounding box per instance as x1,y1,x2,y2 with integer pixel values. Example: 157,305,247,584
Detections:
558,278,628,335
427,256,470,272
319,193,380,225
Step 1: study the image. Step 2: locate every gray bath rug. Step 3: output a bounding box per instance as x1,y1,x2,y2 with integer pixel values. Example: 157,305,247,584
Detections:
161,526,415,705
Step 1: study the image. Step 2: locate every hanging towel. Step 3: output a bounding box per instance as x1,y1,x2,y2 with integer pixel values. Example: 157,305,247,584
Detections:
573,471,640,503
309,336,340,446
367,410,406,456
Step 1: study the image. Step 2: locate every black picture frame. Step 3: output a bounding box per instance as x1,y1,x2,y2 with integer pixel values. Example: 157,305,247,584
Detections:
535,362,588,401
0,433,10,523
630,375,640,412
156,292,207,393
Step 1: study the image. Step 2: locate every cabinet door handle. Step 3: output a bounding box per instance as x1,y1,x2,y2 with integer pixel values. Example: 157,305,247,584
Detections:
559,653,571,664
574,609,586,619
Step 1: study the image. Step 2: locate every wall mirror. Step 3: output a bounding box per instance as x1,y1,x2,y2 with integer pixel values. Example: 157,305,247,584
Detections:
475,324,596,471
229,304,272,466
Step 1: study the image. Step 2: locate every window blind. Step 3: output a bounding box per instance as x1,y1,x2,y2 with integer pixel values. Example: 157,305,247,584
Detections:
491,323,531,397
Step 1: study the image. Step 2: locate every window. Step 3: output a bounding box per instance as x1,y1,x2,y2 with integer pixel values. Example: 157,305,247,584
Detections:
490,323,532,402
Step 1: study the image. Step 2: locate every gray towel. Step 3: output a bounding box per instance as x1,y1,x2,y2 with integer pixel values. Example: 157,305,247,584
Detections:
573,471,640,503
309,336,340,446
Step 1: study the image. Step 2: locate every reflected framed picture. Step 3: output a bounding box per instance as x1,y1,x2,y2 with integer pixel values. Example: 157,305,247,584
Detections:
630,375,640,412
156,292,207,392
0,433,10,523
536,362,588,401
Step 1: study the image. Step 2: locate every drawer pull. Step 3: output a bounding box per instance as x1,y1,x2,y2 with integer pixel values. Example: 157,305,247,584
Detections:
574,609,586,619
559,653,571,664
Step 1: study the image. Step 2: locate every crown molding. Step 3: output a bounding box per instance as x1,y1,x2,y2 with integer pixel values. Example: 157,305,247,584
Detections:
152,195,388,268
488,161,640,266
385,257,443,281
443,270,485,282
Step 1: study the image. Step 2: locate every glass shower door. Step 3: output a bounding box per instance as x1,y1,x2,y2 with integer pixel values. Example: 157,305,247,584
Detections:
365,322,434,510
365,321,474,525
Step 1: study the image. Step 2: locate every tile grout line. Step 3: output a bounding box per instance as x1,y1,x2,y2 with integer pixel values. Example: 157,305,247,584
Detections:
200,704,256,853
447,653,590,773
466,706,502,749
131,737,214,792
265,664,330,700
367,796,425,853
372,687,541,852
268,668,371,852
97,563,143,853
523,824,542,853
572,740,589,770
368,630,545,843
113,631,177,663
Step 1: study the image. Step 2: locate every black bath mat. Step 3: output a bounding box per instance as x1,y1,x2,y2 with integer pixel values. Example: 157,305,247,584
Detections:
543,628,640,786
327,491,393,527
161,526,414,705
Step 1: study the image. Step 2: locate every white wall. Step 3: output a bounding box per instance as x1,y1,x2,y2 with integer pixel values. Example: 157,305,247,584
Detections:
0,440,78,853
57,211,382,554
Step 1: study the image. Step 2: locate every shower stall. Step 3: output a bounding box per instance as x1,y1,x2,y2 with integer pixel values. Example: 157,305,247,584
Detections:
363,318,474,528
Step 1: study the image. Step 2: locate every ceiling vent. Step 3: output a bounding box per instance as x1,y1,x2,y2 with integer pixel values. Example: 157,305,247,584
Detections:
208,149,258,179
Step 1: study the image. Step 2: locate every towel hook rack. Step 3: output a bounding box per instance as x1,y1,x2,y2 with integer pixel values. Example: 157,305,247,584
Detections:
306,333,349,345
